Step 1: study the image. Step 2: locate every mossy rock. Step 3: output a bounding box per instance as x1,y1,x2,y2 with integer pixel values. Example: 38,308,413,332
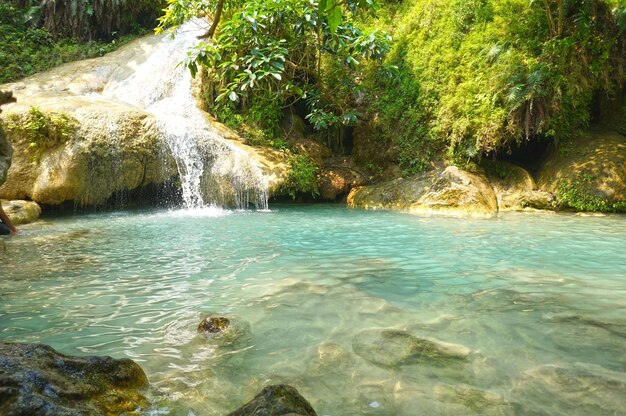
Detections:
348,166,498,216
197,314,251,346
227,384,317,416
0,342,149,416
352,328,470,369
537,129,626,212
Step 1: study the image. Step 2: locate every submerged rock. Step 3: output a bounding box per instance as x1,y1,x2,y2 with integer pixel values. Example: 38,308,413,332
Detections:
352,328,470,368
0,342,148,416
537,129,626,211
348,166,498,216
227,384,317,416
197,314,251,345
198,316,231,334
510,363,626,415
1,199,41,225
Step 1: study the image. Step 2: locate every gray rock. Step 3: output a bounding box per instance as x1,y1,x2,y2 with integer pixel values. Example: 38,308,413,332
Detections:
227,384,317,416
0,342,148,416
352,328,471,368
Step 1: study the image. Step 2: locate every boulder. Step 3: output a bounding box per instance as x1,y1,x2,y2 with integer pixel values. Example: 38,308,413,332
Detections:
227,384,317,416
0,98,175,206
1,200,41,225
352,328,470,368
0,342,148,416
537,129,626,212
483,161,554,210
348,166,498,216
318,158,367,201
510,364,626,415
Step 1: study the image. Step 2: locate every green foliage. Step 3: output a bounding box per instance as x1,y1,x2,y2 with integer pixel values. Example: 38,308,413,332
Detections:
362,0,626,165
363,63,440,175
158,0,390,141
0,2,155,83
556,172,626,212
4,107,78,163
281,153,320,199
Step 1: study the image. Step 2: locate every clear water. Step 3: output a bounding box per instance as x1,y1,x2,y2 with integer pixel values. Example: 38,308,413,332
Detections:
1,206,625,415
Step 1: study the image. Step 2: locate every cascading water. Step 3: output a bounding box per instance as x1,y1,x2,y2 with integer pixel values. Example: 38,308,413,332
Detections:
103,21,269,210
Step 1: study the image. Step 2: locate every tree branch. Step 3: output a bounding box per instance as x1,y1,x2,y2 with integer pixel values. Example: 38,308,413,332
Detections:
198,0,225,39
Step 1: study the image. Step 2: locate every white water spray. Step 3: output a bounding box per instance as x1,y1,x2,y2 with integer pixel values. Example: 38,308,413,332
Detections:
103,21,268,210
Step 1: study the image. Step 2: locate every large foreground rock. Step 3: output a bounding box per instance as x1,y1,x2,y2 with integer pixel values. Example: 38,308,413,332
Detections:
0,342,148,416
0,199,41,225
537,129,626,211
227,384,317,416
352,328,471,368
347,166,498,216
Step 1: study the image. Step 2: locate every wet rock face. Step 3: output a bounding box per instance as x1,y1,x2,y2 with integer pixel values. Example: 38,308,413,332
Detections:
227,384,318,416
352,329,470,368
0,342,149,416
348,166,498,216
198,316,231,334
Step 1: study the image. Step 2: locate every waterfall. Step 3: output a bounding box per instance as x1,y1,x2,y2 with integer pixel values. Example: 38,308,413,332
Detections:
103,21,269,210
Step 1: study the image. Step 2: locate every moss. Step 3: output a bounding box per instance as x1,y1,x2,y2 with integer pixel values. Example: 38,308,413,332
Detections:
4,107,78,163
557,174,626,213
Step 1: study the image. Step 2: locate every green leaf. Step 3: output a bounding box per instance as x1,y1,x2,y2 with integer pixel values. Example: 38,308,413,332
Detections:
326,0,342,34
318,0,327,18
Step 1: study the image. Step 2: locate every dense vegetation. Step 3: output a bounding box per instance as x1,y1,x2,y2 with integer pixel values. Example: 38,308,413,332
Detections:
0,0,163,83
366,0,626,169
158,0,626,176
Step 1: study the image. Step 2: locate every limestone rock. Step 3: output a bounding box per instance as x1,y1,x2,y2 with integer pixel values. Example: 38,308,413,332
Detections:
227,384,317,416
318,158,367,201
510,364,626,415
348,166,498,216
0,342,148,416
537,129,626,211
352,328,470,368
0,33,289,207
0,98,175,205
1,200,41,225
483,161,554,210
